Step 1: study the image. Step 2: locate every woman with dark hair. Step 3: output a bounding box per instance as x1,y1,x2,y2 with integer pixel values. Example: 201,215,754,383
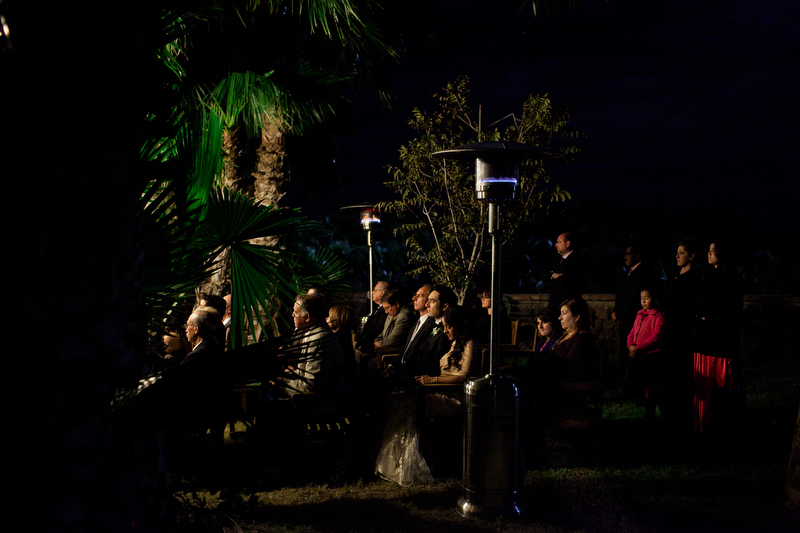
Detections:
416,305,477,414
534,307,564,353
552,298,600,382
474,286,512,344
691,241,743,433
376,306,475,485
663,240,701,430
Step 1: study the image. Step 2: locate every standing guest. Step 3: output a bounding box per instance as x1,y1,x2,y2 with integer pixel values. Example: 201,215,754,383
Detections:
663,241,701,431
548,232,586,311
474,287,512,345
691,242,743,433
627,288,667,422
612,244,656,388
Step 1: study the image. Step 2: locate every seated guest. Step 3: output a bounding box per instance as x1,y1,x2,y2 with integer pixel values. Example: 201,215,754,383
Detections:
356,282,390,350
524,298,599,434
534,308,563,352
199,293,228,347
374,288,413,350
552,298,600,382
327,304,358,381
399,285,456,380
396,284,434,368
414,305,477,415
375,305,474,486
277,294,346,414
183,308,223,364
162,329,187,366
354,281,390,366
180,308,226,442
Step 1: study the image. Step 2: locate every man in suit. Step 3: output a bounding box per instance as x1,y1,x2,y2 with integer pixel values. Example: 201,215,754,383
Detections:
279,294,346,413
182,308,223,364
398,284,434,366
180,307,226,442
374,288,413,349
612,244,656,386
403,285,457,379
548,232,586,311
355,281,390,354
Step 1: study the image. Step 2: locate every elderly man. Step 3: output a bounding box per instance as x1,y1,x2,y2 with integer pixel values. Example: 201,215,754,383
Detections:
182,308,222,364
355,281,390,354
279,294,345,410
374,288,413,349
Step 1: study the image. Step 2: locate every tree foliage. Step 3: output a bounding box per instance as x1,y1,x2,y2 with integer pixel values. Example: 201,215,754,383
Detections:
138,0,412,348
380,76,579,303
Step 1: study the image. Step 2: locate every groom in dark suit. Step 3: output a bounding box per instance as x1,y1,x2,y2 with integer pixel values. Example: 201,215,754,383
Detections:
401,285,456,379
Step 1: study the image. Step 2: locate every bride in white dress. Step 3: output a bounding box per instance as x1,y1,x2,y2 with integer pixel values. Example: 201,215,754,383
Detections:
375,305,476,485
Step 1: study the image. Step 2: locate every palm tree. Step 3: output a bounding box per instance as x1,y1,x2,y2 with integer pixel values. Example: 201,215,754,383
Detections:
140,1,418,333
146,0,415,209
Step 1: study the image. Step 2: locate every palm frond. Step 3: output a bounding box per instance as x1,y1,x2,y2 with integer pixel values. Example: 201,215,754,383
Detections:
193,189,315,347
139,178,217,335
290,246,353,294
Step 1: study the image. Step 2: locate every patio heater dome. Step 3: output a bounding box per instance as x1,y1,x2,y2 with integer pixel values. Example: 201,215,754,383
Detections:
432,141,544,203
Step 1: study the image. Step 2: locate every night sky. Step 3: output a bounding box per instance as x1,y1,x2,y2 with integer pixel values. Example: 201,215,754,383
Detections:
304,0,799,238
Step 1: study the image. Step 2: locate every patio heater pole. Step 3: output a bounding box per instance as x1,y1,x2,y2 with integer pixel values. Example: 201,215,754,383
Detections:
341,205,381,316
433,141,545,518
367,224,375,313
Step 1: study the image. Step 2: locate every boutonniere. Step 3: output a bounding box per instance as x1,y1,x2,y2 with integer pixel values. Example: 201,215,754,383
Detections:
431,323,442,336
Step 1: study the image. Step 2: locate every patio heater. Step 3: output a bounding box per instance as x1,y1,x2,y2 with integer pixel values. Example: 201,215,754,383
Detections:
341,204,381,314
432,141,542,518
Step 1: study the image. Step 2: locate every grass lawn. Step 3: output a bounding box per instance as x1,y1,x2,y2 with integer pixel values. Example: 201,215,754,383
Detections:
167,357,800,532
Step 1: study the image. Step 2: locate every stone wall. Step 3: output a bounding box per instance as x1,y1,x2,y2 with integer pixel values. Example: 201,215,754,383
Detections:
340,292,799,364
505,293,800,364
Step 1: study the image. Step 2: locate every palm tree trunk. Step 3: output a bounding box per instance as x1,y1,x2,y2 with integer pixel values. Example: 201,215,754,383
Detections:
200,118,287,337
250,119,287,247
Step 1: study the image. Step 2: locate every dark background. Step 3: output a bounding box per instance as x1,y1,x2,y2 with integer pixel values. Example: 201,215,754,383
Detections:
284,0,799,293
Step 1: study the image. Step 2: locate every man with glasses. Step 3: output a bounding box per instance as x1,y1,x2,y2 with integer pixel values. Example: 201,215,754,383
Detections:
182,309,222,364
277,294,345,412
355,281,391,358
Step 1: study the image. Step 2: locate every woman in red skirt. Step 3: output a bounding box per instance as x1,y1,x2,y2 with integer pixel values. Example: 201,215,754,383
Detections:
691,241,743,433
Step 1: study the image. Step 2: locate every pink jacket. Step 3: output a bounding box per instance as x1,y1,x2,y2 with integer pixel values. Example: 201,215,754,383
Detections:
627,308,666,354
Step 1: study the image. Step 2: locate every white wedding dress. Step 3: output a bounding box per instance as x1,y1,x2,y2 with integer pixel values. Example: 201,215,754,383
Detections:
374,389,433,486
374,340,474,486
